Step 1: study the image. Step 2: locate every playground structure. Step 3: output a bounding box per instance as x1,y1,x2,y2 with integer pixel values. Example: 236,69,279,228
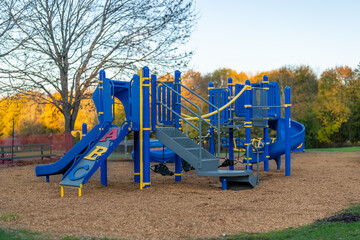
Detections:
35,67,305,196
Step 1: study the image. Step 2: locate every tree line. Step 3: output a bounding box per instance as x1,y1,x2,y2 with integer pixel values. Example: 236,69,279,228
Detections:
180,65,360,148
1,65,359,148
0,91,126,137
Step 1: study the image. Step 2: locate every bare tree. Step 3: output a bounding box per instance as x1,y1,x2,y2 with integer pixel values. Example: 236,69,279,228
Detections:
0,0,197,132
0,0,27,57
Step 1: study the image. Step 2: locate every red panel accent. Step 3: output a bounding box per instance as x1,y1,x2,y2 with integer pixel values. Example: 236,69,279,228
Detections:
99,128,118,142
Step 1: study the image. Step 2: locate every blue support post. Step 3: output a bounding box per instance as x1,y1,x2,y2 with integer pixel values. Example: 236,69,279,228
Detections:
133,131,140,183
46,175,49,182
151,75,157,131
99,70,105,126
208,82,215,155
221,178,227,190
174,70,182,182
82,123,87,137
276,119,282,170
285,86,291,176
142,67,151,188
133,73,141,183
99,70,107,186
228,78,234,170
245,80,252,170
262,76,269,172
167,87,171,123
162,87,166,123
209,127,214,155
100,158,107,186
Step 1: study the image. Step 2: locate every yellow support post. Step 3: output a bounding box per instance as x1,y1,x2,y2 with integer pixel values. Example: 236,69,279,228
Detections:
78,185,82,197
139,68,144,189
60,186,64,198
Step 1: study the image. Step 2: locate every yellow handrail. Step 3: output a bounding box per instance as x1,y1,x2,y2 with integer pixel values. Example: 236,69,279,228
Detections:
181,85,250,121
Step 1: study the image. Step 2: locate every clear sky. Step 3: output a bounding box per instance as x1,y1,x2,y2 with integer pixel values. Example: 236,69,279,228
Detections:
186,0,360,75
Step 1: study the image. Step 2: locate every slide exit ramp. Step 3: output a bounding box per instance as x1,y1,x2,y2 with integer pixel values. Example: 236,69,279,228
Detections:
60,121,130,188
35,123,103,177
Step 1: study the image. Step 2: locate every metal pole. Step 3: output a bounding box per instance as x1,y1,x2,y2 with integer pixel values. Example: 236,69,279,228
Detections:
262,76,270,171
124,136,127,157
142,67,151,188
285,86,291,176
228,77,234,170
174,70,182,182
99,71,107,187
208,82,215,155
151,75,157,131
245,80,252,170
11,118,14,163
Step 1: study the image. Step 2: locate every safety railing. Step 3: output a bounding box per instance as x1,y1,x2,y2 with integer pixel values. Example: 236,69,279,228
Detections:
179,83,222,158
156,81,222,161
245,143,260,185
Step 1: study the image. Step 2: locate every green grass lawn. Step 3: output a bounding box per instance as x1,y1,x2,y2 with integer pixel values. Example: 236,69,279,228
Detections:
226,205,360,240
226,222,360,240
1,205,360,240
0,228,116,240
306,146,360,152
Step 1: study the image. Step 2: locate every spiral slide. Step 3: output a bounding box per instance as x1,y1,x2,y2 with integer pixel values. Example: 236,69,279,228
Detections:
268,117,305,159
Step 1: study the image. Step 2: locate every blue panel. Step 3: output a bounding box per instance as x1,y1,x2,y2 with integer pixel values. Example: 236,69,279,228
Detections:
268,82,281,119
234,84,246,117
209,88,229,124
103,77,114,123
129,75,140,130
235,82,280,119
112,80,130,120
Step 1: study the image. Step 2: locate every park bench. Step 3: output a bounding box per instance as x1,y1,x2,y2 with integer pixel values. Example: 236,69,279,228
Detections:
0,144,56,163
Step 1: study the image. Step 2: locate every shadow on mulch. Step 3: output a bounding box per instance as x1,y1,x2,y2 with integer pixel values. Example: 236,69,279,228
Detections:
318,213,360,223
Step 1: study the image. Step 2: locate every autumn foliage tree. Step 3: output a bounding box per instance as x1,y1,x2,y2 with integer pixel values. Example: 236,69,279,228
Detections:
0,92,99,138
316,68,351,143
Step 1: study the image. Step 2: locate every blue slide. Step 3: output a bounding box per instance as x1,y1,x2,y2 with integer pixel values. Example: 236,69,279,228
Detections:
61,122,130,187
268,117,305,159
35,122,130,188
35,123,103,177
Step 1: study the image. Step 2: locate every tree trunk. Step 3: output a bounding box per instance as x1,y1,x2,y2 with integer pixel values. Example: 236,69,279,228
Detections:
63,108,73,133
71,101,81,131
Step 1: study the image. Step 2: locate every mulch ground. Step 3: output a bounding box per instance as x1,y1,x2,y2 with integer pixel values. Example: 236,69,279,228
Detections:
0,151,359,240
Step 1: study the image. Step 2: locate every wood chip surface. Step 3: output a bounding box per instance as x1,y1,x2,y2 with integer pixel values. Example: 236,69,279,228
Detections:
0,151,359,239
